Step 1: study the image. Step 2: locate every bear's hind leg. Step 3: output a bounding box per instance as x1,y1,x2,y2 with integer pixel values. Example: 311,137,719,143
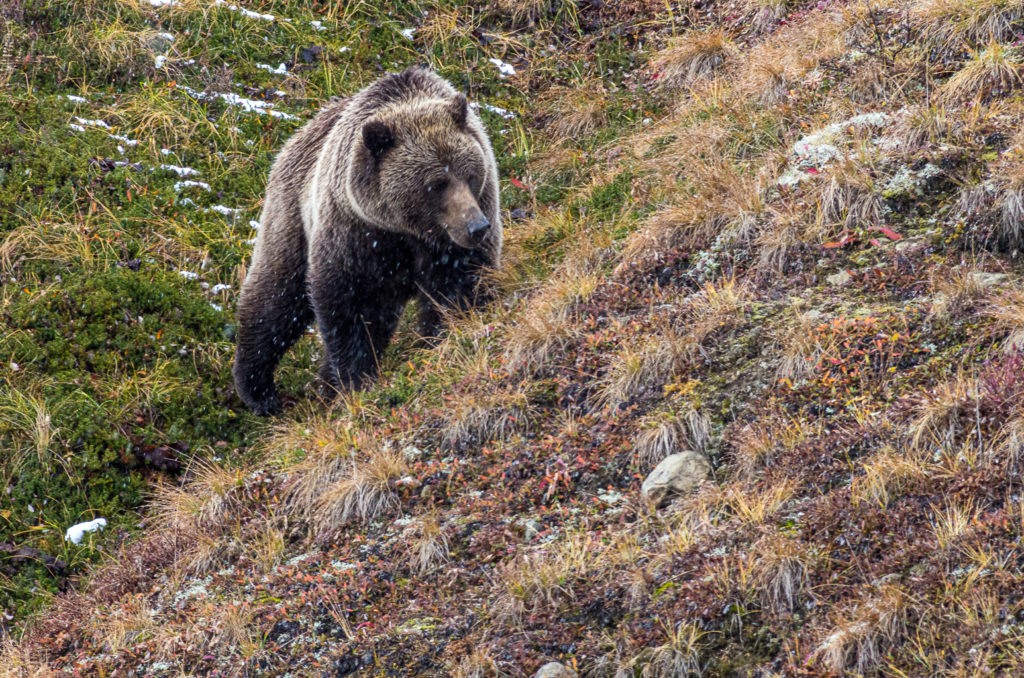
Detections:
233,265,314,415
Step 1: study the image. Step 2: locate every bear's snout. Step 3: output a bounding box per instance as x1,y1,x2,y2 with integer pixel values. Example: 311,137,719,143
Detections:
467,215,490,243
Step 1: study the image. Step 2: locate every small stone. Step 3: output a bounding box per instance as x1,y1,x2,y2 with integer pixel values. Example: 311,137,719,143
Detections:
641,451,711,507
533,662,578,678
827,270,852,287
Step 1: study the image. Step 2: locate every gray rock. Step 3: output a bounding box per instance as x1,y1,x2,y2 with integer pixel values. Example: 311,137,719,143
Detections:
642,450,711,506
533,662,578,678
827,270,852,287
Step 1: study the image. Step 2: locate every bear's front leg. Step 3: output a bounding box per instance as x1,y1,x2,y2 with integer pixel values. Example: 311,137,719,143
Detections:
309,255,406,396
233,252,314,415
415,245,492,340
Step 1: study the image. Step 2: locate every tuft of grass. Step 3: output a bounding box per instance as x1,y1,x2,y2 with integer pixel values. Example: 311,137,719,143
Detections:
636,408,711,469
815,587,911,676
915,0,1024,50
955,147,1024,251
908,375,982,452
941,43,1023,104
931,498,980,549
929,264,988,320
441,386,531,450
751,534,809,615
409,513,450,573
652,30,734,90
851,446,926,508
814,159,885,231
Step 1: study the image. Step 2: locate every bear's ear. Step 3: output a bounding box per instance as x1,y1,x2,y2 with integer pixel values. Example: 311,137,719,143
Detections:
449,93,468,128
362,120,394,160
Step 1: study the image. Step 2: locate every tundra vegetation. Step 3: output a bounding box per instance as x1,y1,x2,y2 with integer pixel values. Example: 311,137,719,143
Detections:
2,0,1024,675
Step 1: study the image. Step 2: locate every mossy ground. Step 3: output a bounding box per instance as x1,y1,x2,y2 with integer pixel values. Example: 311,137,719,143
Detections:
4,0,1024,676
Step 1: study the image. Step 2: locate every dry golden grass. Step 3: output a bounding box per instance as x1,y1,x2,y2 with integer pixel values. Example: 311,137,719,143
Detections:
852,446,927,507
441,386,530,449
751,534,809,615
775,310,832,384
282,427,406,535
311,446,406,533
815,586,910,675
496,531,596,622
652,30,735,90
956,146,1024,249
596,335,680,411
0,640,54,678
499,245,605,373
538,81,610,142
908,375,982,452
744,0,796,32
730,415,809,480
929,265,989,320
149,457,246,529
722,479,796,526
931,498,980,548
985,287,1024,353
635,408,711,469
889,104,954,153
814,159,884,231
409,513,450,573
755,202,806,274
941,43,1023,104
641,621,706,677
914,0,1024,49
90,594,156,655
450,646,500,678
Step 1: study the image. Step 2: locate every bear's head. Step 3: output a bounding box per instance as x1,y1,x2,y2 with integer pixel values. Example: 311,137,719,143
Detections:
349,94,493,250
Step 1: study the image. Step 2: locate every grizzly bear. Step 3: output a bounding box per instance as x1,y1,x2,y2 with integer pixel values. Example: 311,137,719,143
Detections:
233,67,502,415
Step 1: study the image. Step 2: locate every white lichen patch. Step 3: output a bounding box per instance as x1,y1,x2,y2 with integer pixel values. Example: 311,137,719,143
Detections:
778,112,892,187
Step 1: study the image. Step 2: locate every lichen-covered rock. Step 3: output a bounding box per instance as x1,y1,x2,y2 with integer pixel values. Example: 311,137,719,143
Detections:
641,451,711,506
533,662,578,678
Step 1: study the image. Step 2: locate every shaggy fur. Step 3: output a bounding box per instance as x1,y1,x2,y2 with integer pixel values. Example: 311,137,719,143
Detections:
234,67,502,415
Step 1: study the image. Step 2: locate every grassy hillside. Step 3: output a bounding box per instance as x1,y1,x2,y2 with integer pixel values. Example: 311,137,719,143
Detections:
4,0,1024,675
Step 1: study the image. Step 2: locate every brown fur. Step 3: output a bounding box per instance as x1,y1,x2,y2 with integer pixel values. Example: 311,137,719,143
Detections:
233,67,502,415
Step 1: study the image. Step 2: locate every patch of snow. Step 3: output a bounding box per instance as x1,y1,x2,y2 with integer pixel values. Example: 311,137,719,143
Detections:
173,180,211,192
157,32,175,41
74,117,112,129
66,95,88,103
160,148,173,156
210,204,240,215
469,101,516,119
213,0,283,21
400,27,415,40
210,283,231,294
69,123,86,132
310,20,326,31
256,62,291,75
65,518,106,544
248,220,260,229
178,270,199,280
109,133,139,147
154,55,167,69
209,302,223,311
162,164,200,177
178,85,297,120
147,0,179,6
488,58,516,77
338,46,350,53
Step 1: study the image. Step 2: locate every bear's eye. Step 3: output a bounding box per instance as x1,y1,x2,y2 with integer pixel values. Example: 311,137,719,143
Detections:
426,178,448,194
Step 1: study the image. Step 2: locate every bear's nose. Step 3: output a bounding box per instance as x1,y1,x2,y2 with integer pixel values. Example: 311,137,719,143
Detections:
467,216,490,240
